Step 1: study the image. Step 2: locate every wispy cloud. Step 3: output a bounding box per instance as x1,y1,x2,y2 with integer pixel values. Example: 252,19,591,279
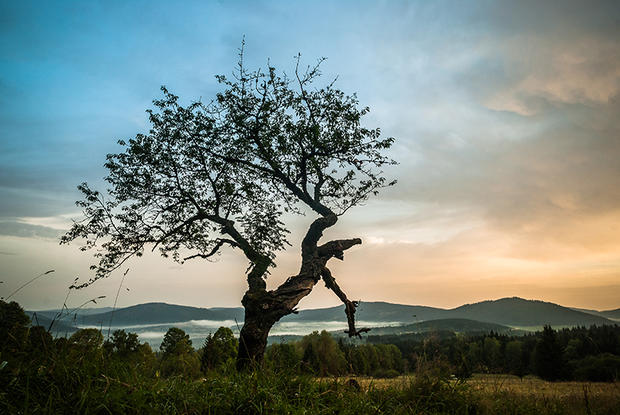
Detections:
0,220,63,239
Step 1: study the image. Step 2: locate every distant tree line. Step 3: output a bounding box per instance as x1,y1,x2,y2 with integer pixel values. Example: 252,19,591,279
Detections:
2,300,619,383
367,325,620,382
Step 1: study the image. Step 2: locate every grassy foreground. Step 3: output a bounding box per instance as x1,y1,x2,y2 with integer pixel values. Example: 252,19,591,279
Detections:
2,366,619,414
345,374,620,415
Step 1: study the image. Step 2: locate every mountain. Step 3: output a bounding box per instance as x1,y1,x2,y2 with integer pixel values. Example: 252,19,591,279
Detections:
602,308,620,320
283,297,613,328
362,318,518,336
25,312,78,335
572,307,620,322
76,303,245,326
27,307,115,322
27,297,615,330
451,297,612,327
281,301,448,323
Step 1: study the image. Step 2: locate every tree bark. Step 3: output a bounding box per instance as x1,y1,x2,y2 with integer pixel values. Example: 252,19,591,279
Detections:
236,213,368,370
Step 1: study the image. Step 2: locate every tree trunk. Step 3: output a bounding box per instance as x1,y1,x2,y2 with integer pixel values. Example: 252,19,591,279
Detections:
235,214,368,370
236,315,273,370
236,292,279,370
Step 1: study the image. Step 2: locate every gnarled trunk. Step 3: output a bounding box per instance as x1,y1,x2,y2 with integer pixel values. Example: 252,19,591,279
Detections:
235,213,370,370
236,313,274,370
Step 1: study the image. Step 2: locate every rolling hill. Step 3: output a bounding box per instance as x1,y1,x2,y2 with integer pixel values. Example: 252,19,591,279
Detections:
282,301,448,323
27,297,616,331
571,307,620,322
365,318,519,336
449,297,612,327
283,297,613,328
76,302,245,326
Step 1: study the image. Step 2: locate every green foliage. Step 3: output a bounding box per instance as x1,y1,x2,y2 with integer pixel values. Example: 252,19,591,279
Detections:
104,329,140,355
265,342,302,373
62,54,395,285
300,331,347,376
505,340,526,377
69,328,104,349
533,325,566,381
369,324,620,382
571,353,620,382
159,327,200,378
27,325,53,354
200,326,238,372
160,327,193,356
0,300,30,357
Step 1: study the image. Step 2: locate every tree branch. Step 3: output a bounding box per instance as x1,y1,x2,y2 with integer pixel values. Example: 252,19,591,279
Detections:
317,238,362,261
321,267,370,338
183,238,238,261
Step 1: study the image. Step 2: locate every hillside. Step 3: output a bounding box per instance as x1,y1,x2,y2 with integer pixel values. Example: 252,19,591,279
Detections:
77,302,244,326
452,297,612,327
284,297,613,328
602,308,620,320
281,301,448,323
27,297,616,330
366,318,519,336
573,307,620,321
25,312,78,335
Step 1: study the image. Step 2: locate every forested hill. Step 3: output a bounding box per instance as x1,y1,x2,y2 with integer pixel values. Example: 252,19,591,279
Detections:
366,318,519,336
72,303,245,326
283,297,613,327
449,297,612,327
283,301,449,323
571,307,620,321
28,297,615,329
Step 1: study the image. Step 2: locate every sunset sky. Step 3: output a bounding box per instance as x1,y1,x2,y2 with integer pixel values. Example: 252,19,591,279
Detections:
1,1,619,312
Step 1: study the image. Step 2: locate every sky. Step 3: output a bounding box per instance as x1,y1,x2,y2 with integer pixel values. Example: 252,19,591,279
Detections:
1,0,619,312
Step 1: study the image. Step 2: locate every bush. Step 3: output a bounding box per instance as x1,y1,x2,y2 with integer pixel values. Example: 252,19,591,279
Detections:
572,353,620,382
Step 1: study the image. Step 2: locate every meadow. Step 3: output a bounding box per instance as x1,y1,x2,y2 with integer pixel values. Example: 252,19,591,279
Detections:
2,300,619,414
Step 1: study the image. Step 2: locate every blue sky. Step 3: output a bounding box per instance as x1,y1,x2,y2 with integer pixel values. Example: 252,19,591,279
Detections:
1,1,619,310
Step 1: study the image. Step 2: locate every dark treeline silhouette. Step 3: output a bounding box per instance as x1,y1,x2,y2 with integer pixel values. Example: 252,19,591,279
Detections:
364,325,620,382
3,299,619,384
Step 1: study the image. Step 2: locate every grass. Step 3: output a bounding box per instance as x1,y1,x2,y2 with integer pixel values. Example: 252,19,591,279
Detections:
469,374,620,415
3,361,620,414
331,374,620,415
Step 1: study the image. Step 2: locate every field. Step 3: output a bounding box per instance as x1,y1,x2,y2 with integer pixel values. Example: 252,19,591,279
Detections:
325,374,620,415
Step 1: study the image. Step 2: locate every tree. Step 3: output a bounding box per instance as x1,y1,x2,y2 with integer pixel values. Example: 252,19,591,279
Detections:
533,325,565,381
265,342,302,373
200,326,238,371
505,340,526,378
103,329,140,356
62,47,396,369
0,300,30,356
300,331,346,376
160,327,193,356
482,336,501,371
159,327,200,377
69,328,104,349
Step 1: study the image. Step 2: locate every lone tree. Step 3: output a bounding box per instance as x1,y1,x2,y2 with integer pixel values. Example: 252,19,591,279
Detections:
62,50,396,369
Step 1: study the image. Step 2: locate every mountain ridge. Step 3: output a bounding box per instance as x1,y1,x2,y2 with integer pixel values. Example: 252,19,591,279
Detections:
29,297,616,329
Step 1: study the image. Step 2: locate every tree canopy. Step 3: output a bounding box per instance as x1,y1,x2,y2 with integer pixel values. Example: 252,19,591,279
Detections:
62,48,396,366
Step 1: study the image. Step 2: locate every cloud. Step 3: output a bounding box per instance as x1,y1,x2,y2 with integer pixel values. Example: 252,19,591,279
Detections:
0,220,63,239
386,95,620,260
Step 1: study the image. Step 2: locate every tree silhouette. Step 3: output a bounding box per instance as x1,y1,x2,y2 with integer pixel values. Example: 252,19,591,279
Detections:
533,325,565,381
200,326,238,371
62,47,395,369
160,327,193,356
